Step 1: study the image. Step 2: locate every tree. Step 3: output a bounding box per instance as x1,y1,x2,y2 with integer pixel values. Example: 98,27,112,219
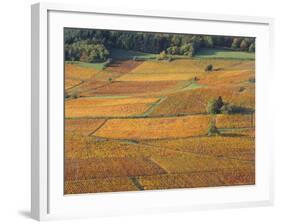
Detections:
207,118,220,136
187,43,196,57
64,28,255,61
207,99,220,114
213,36,224,46
206,97,224,114
80,52,89,62
240,39,249,50
88,50,98,62
158,51,167,60
70,89,80,99
217,96,224,109
231,38,241,49
203,36,214,48
248,43,255,52
205,64,213,72
179,44,191,55
166,46,179,55
193,76,199,81
248,77,255,83
65,40,109,63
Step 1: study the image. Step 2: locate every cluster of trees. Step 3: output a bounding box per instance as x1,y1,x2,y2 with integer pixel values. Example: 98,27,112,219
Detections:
206,96,255,136
65,40,109,63
206,96,251,115
64,28,255,62
231,37,255,52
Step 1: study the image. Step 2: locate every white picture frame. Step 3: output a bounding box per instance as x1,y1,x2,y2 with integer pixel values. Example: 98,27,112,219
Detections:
31,2,275,221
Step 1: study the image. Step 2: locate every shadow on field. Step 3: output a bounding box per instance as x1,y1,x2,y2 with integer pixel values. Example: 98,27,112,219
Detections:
220,133,247,137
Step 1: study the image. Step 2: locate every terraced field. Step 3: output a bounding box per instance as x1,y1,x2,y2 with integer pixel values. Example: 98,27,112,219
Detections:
65,97,160,118
65,118,106,135
94,115,211,140
90,81,179,95
64,56,255,194
151,86,255,115
65,63,100,80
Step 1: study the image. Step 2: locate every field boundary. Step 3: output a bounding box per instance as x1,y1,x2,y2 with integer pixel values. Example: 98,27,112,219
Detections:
142,96,167,116
65,168,255,182
136,140,255,163
128,176,144,190
65,112,209,120
66,80,84,91
88,119,108,136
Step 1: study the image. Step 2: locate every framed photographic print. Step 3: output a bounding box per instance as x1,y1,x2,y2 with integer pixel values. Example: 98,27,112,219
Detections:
31,2,274,221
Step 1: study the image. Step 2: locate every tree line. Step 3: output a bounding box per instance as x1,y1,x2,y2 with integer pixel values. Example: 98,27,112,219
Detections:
64,28,255,63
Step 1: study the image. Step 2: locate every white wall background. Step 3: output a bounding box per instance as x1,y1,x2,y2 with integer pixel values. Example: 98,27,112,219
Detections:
0,0,279,223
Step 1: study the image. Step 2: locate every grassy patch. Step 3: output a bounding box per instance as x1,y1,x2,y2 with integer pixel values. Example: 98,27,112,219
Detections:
195,48,255,60
182,82,206,90
110,48,159,60
65,61,107,70
86,95,129,99
110,48,193,60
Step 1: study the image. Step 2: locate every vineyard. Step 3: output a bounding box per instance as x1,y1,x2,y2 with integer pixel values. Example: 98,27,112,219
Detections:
64,53,255,194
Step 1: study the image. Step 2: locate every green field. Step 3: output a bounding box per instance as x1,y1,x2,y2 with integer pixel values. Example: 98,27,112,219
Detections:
109,48,159,60
65,61,108,70
195,48,255,60
67,48,254,73
110,48,192,60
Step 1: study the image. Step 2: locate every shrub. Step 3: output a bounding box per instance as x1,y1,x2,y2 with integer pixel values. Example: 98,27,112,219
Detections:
249,77,255,83
207,119,220,136
239,86,246,92
205,64,213,72
166,46,179,55
108,77,113,83
193,76,199,81
70,90,80,99
64,91,70,99
187,45,195,57
167,56,173,62
249,43,255,52
179,44,192,55
158,51,167,60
